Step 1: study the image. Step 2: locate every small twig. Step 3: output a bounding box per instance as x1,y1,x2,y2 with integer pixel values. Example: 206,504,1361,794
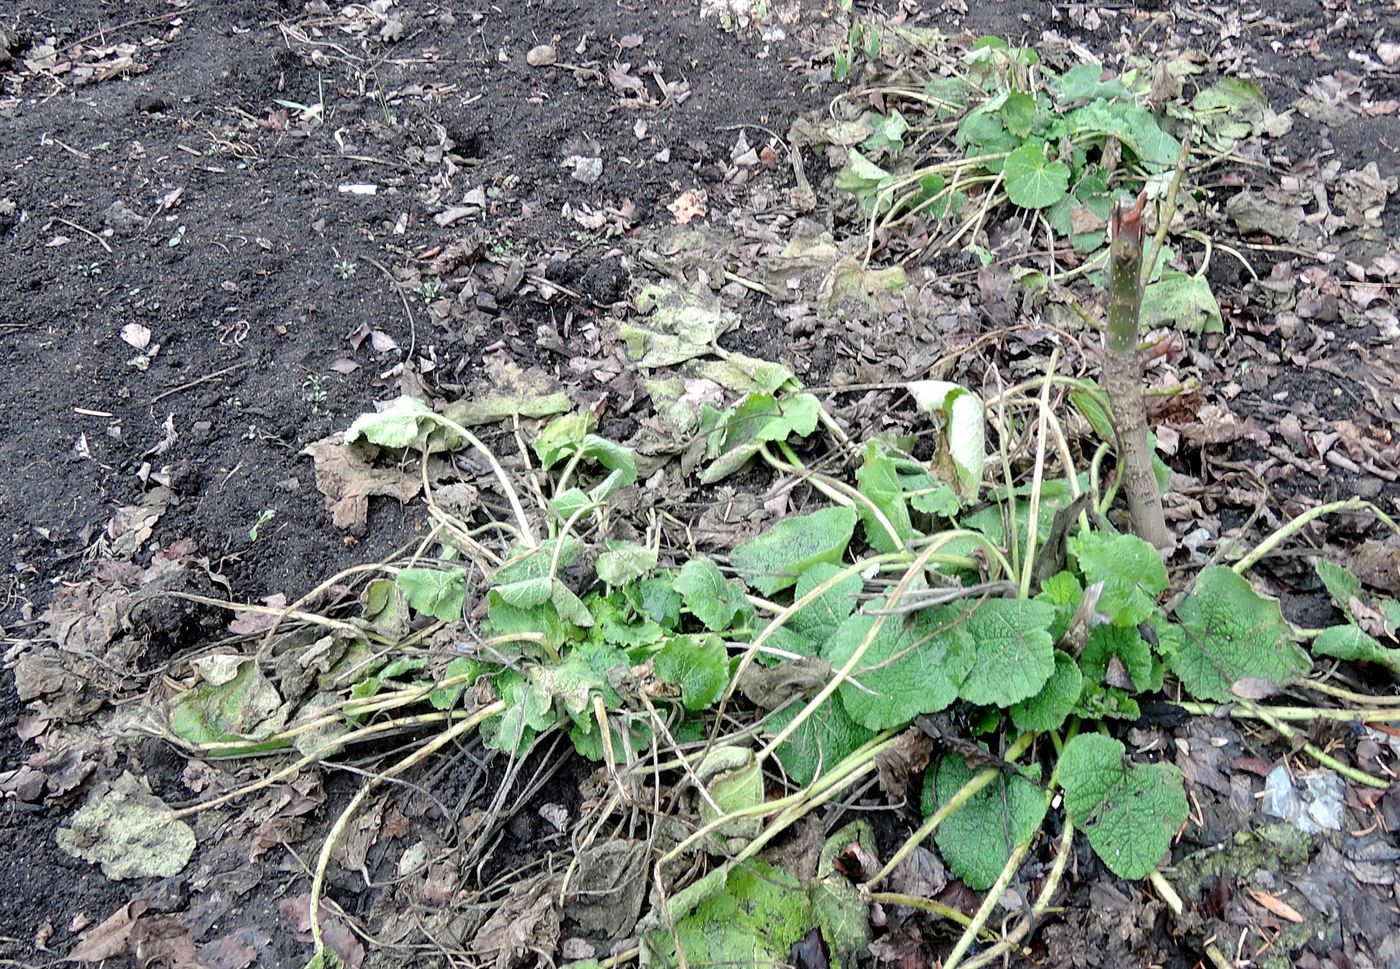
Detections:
149,360,251,403
50,217,113,254
362,255,417,359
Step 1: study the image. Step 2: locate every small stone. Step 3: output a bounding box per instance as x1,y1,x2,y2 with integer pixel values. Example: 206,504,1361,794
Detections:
473,292,499,314
526,44,557,67
103,200,145,234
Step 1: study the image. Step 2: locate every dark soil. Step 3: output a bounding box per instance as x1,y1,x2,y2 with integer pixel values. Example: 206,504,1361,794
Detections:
2,0,1398,966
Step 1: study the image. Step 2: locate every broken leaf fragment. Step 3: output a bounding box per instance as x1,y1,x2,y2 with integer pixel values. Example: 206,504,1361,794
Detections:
621,282,735,367
57,772,196,879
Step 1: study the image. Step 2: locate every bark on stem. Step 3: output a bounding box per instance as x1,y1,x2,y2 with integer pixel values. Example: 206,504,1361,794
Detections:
1103,195,1173,550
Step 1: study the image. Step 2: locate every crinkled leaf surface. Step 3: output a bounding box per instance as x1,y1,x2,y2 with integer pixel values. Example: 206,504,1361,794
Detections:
766,694,875,787
1072,531,1167,627
730,506,858,596
621,282,734,367
1169,566,1310,701
344,395,435,449
823,606,972,730
675,558,749,632
1313,624,1400,677
922,754,1047,891
701,392,823,483
1009,650,1083,732
791,562,864,644
1141,271,1223,336
667,860,813,969
655,634,730,711
596,541,658,587
1058,734,1187,880
958,599,1056,707
169,657,284,754
396,567,467,622
1081,625,1156,691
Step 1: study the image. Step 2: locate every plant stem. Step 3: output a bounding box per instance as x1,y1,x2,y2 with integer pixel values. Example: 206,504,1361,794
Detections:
1101,195,1172,550
1232,498,1400,574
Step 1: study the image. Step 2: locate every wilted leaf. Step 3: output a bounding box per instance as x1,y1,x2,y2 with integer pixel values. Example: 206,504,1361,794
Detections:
57,772,196,879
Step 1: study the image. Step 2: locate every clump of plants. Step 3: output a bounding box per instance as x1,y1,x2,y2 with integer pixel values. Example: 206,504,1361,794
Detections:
157,347,1397,968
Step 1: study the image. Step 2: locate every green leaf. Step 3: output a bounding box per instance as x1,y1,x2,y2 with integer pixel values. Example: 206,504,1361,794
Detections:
1009,650,1083,732
697,745,764,842
906,380,985,499
1314,558,1361,620
344,395,435,449
835,149,896,214
666,860,813,969
959,599,1057,707
999,89,1037,138
766,696,875,787
823,606,972,730
701,392,824,483
1035,570,1083,641
396,567,467,622
428,656,485,710
1140,271,1223,336
655,634,731,711
1064,100,1181,169
484,594,567,649
862,109,909,156
533,412,592,468
169,657,286,755
1313,624,1400,677
675,558,749,632
1051,64,1129,103
1169,566,1311,701
1058,734,1188,880
494,575,553,609
791,562,864,644
1081,625,1156,692
856,440,916,552
1070,383,1115,443
1071,531,1168,627
596,541,659,587
814,822,876,969
730,506,858,596
629,576,683,629
922,755,1047,891
1002,143,1071,209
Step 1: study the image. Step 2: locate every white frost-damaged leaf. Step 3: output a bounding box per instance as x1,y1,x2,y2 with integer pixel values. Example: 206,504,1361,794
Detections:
907,381,985,499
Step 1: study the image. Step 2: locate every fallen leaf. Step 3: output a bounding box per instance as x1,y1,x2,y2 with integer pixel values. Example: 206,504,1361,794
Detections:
120,323,152,350
668,189,709,224
56,772,196,879
68,901,147,962
302,437,423,530
1248,888,1305,923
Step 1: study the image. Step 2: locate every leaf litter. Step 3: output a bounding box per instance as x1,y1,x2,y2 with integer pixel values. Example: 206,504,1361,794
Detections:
8,2,1400,969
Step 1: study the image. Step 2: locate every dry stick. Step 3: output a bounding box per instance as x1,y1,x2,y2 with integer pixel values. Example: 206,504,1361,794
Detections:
51,216,113,253
1102,193,1172,550
149,360,252,403
958,819,1076,969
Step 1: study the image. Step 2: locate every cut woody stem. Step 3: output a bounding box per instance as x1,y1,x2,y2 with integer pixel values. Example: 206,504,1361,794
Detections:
1103,193,1173,551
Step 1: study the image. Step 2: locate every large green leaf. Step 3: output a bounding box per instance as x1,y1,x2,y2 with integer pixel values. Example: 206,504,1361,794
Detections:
674,558,750,632
1002,143,1070,209
1058,734,1187,880
1312,624,1400,677
922,754,1047,890
655,634,731,711
790,562,864,644
730,506,858,596
1009,650,1082,732
822,606,972,730
1071,531,1168,627
958,599,1057,707
767,696,875,787
396,567,468,622
1168,566,1311,701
